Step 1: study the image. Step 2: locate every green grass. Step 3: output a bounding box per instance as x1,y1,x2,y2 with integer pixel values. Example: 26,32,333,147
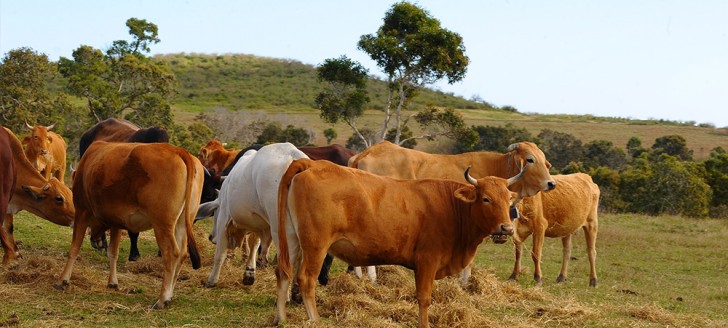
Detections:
1,211,726,327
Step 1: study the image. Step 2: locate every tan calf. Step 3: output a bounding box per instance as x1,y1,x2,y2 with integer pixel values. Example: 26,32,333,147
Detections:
510,173,600,287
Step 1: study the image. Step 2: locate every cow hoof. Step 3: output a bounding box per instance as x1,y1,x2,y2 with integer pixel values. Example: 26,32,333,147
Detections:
108,283,119,289
508,274,519,281
128,254,140,262
589,278,598,287
151,300,170,310
318,275,329,286
291,284,303,304
556,274,566,283
53,280,69,291
242,275,255,286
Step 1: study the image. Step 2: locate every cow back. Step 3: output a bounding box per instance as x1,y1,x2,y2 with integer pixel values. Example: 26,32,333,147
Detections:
79,118,168,157
298,144,355,166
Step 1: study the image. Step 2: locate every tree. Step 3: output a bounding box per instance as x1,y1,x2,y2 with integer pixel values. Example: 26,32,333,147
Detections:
583,140,627,171
626,136,646,160
703,147,728,208
323,128,337,145
537,129,583,172
358,1,468,145
651,135,693,161
465,123,535,153
0,47,77,132
58,18,175,127
315,56,370,146
255,122,312,146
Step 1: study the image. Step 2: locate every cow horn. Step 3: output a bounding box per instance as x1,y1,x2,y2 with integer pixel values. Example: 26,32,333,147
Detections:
25,121,33,130
507,165,528,186
507,143,519,152
464,166,478,186
46,123,56,130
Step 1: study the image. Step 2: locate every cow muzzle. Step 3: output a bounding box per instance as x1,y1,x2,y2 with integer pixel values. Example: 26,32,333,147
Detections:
491,224,514,244
546,180,557,191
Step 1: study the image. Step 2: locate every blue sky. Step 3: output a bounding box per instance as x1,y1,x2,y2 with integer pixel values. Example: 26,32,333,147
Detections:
2,0,727,127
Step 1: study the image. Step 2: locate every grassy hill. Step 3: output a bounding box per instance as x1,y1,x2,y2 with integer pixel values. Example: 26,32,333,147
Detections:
156,53,728,159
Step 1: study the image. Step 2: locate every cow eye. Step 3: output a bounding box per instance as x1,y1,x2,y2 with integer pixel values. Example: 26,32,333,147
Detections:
482,197,491,203
55,195,65,204
526,157,535,163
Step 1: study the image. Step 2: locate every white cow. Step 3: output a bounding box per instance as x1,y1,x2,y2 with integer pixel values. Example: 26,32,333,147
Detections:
195,143,308,287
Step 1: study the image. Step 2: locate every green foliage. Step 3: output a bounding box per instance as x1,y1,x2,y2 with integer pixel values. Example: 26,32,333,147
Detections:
0,47,80,132
58,18,175,127
323,128,337,145
582,140,627,171
386,126,416,149
703,147,728,208
255,122,312,146
358,1,469,144
464,123,535,153
589,166,626,212
561,161,587,174
621,154,711,217
346,127,377,152
412,106,472,145
316,56,370,146
651,134,693,161
626,136,647,159
537,129,584,172
168,122,212,154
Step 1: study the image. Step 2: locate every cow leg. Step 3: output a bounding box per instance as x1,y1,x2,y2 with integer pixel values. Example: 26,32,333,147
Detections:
274,234,302,325
242,234,261,286
1,213,20,264
151,224,179,309
365,266,377,283
509,230,530,281
298,248,327,322
584,220,599,287
171,222,189,291
317,254,334,286
353,266,363,279
530,221,547,286
256,232,273,269
556,234,572,283
206,232,230,288
414,266,437,328
55,212,90,289
107,228,122,289
128,231,141,262
460,264,472,286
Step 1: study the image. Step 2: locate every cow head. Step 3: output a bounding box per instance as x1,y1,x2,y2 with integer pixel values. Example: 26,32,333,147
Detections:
455,167,518,239
198,139,226,171
24,123,56,158
20,177,75,226
506,142,556,202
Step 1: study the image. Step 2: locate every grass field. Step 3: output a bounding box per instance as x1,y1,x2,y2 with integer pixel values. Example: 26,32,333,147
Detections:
1,211,726,327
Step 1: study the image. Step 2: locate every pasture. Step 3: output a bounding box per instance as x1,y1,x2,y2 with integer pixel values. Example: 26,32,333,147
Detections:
1,212,726,327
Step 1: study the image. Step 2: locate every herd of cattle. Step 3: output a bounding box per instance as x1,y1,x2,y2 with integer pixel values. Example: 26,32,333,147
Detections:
0,118,600,328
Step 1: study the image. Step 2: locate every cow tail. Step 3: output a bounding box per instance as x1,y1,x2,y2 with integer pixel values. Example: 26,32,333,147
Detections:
181,150,202,270
276,158,313,281
347,152,361,168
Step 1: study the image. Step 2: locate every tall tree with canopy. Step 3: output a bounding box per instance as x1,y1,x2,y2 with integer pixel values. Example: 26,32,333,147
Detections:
357,1,469,145
58,18,175,128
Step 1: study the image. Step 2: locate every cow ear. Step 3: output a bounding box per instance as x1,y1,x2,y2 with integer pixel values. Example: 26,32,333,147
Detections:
22,185,47,200
454,186,477,203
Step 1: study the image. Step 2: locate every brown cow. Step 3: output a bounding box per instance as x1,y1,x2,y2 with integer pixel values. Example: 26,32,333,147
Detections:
1,127,75,264
0,126,17,256
198,139,240,179
22,123,67,181
349,140,556,283
55,141,203,309
79,118,170,261
510,173,600,287
274,158,522,328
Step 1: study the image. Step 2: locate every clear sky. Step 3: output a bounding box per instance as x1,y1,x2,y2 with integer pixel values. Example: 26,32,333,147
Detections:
2,0,727,128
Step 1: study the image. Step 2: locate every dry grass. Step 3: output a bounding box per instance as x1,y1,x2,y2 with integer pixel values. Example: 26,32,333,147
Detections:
1,213,726,327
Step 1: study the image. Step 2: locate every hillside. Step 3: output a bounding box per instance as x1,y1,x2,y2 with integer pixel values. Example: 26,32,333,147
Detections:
156,53,493,113
156,53,728,159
